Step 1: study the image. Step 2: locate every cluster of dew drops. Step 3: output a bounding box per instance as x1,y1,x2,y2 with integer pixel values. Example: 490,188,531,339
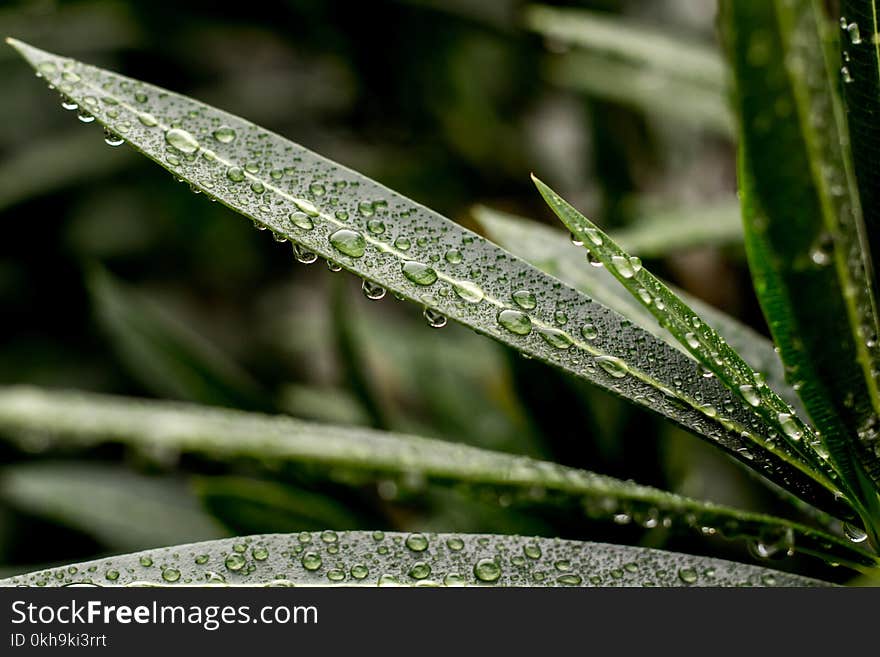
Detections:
33,56,649,375
839,16,869,84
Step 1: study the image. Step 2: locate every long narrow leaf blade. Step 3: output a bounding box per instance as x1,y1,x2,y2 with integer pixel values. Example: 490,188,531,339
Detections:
840,1,880,291
5,39,850,514
720,0,880,515
0,462,228,551
473,205,795,407
0,532,833,587
0,386,874,569
533,177,844,501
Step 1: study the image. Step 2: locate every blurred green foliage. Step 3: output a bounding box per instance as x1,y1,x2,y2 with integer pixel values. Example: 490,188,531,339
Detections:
1,0,836,580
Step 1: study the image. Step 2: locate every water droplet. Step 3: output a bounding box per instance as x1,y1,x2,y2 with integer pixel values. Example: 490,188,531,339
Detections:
326,569,345,582
405,534,429,552
443,573,466,586
678,568,698,584
394,237,412,251
739,384,760,407
362,280,386,300
611,255,635,278
424,308,447,328
402,261,437,286
512,289,537,310
293,244,318,264
105,569,119,581
77,109,95,123
539,328,572,349
161,568,181,583
586,251,603,267
497,309,532,335
845,22,862,44
250,181,265,194
139,556,153,567
843,522,868,543
684,332,700,349
329,228,366,258
378,574,401,587
842,66,854,83
212,125,236,143
570,232,583,246
557,574,582,585
103,127,124,147
445,249,462,264
446,537,465,551
326,260,342,272
777,413,802,441
523,543,541,559
301,552,323,571
453,280,484,303
473,558,501,583
596,355,628,378
60,94,78,110
293,198,319,216
62,71,81,83
165,128,199,154
288,211,314,230
225,554,246,571
134,91,148,103
367,219,386,235
137,112,158,127
409,562,432,580
351,564,369,579
581,323,598,340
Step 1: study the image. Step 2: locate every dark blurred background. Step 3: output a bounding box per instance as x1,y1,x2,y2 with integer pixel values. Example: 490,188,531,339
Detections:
0,0,843,581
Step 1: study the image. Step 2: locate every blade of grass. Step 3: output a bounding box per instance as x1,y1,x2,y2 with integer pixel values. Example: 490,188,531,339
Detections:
473,205,795,407
88,265,268,411
0,531,835,587
840,1,880,293
3,38,849,516
720,0,880,538
0,386,874,570
0,462,228,551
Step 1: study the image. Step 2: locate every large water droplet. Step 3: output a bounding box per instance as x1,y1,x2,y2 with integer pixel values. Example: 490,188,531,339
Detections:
453,280,484,303
596,355,628,378
581,323,598,340
137,112,158,127
539,328,572,349
402,261,437,286
301,551,322,571
512,289,537,310
611,255,634,278
288,211,314,230
329,228,366,258
777,413,802,441
165,128,200,154
473,558,501,583
843,522,868,543
497,309,532,335
739,384,760,407
225,554,246,572
405,533,429,552
212,125,236,143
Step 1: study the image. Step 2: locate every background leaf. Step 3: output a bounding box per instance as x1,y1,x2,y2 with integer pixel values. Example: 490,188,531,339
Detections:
0,531,833,587
0,386,873,570
0,462,228,552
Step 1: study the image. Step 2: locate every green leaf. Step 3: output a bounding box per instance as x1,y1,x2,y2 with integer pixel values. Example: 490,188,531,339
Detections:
533,176,844,497
0,386,874,570
0,531,834,587
719,0,880,530
5,39,848,515
0,462,228,551
87,265,268,411
193,475,368,535
840,1,880,291
525,5,731,134
473,205,794,406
